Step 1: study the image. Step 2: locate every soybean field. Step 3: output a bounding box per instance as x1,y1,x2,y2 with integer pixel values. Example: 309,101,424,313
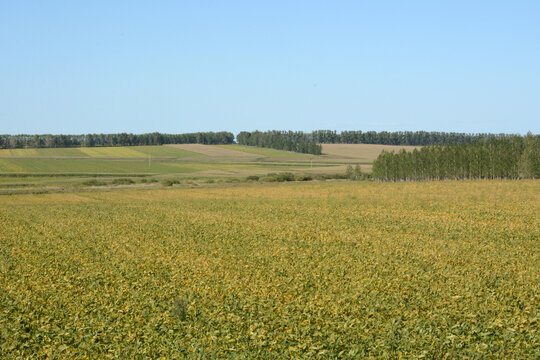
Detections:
1,180,538,358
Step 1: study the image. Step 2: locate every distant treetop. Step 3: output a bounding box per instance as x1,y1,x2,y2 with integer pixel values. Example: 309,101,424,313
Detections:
0,130,531,150
309,130,519,146
0,132,234,149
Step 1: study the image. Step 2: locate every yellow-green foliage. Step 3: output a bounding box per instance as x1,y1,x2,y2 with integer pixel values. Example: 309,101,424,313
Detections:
0,145,200,159
0,181,538,358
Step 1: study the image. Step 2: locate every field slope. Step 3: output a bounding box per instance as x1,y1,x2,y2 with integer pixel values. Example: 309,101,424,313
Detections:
0,144,416,175
0,145,202,158
0,143,424,194
321,143,419,162
1,180,538,358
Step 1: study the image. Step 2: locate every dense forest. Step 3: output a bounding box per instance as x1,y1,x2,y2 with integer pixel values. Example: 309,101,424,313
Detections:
0,132,234,149
236,131,322,155
372,134,540,181
310,130,512,145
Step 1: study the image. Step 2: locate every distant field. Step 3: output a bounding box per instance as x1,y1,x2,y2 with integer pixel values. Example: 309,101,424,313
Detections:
217,144,314,159
0,144,397,192
1,180,537,358
0,147,91,158
0,146,201,159
322,144,419,162
0,158,312,175
0,144,405,164
0,158,185,174
166,144,259,158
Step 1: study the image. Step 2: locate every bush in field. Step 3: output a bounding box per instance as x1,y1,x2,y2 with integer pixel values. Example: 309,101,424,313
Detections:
82,179,107,186
345,164,364,180
259,173,277,182
277,173,295,182
314,173,348,181
111,178,135,185
215,178,242,184
246,175,260,181
173,296,188,321
294,174,313,181
260,172,295,182
140,178,158,184
161,178,180,186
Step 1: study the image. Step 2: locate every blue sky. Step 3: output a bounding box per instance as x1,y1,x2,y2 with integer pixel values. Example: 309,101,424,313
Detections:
1,1,539,135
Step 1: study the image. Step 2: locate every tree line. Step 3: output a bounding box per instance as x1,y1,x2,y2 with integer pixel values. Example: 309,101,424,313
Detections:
234,130,516,155
372,134,540,181
311,130,511,145
1,129,535,158
0,132,234,149
236,131,322,155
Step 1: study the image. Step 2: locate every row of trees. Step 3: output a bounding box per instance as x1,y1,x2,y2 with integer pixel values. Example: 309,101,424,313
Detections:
372,134,540,181
1,129,535,158
311,130,511,145
0,132,234,149
235,130,519,155
236,131,322,155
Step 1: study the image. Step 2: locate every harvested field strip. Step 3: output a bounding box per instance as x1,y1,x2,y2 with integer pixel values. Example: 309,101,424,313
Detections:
166,144,260,158
321,143,419,161
217,144,315,158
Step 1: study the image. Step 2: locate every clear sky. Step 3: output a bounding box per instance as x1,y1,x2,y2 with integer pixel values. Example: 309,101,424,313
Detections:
1,1,539,135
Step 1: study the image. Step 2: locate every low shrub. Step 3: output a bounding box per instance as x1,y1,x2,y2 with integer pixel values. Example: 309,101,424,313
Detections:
260,172,295,182
111,178,135,185
294,174,313,181
82,179,107,186
161,178,181,187
318,174,348,180
278,172,295,181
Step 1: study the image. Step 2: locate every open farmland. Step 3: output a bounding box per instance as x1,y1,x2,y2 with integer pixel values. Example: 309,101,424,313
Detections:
217,144,316,159
1,180,538,358
0,145,202,159
0,144,416,194
0,144,415,174
321,144,419,163
167,144,261,159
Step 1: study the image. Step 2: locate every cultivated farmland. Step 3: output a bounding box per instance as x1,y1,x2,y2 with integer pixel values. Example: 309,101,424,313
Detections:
0,144,414,175
321,144,419,163
0,144,415,194
1,180,538,358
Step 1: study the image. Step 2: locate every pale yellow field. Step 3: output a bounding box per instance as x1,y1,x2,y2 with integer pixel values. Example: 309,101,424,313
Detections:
321,144,419,162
